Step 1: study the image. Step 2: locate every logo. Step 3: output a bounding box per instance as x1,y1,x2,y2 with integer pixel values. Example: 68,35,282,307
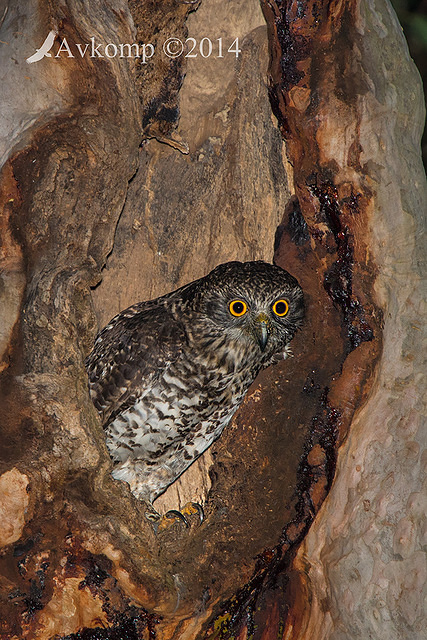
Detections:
26,30,57,64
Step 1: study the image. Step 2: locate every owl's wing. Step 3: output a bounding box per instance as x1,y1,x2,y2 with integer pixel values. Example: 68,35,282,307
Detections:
85,300,186,427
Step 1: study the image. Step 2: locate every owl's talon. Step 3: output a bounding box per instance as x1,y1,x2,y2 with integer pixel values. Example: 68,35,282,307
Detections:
151,503,204,534
165,509,189,526
144,502,162,522
154,509,189,533
143,506,187,531
181,502,204,523
145,511,160,522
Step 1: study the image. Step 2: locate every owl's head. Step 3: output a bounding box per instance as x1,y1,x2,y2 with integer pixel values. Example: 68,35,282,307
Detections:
187,261,305,362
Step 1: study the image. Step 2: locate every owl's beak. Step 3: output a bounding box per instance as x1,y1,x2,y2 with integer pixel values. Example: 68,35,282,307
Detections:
253,314,270,352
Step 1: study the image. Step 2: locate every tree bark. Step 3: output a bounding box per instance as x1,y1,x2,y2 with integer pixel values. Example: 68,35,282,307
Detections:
0,0,425,639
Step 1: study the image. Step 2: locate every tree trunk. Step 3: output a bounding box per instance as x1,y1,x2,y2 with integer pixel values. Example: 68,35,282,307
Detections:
0,0,425,639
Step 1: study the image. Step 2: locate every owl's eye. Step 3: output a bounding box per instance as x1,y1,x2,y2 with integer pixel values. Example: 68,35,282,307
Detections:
229,299,248,317
272,299,289,317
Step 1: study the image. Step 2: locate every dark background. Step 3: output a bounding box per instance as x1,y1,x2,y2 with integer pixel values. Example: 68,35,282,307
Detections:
392,0,427,168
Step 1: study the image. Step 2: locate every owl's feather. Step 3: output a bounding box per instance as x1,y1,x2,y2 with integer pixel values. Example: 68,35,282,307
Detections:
86,300,187,426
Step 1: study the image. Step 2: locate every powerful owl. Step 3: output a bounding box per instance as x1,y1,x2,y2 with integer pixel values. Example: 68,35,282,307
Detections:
86,261,304,511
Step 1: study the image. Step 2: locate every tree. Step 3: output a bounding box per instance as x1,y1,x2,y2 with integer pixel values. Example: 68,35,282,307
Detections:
0,0,425,638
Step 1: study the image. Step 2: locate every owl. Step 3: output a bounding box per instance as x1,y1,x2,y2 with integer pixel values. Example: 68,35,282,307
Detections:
86,261,304,513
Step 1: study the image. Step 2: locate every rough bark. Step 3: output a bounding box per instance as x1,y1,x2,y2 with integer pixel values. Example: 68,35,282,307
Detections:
289,1,427,637
0,0,425,639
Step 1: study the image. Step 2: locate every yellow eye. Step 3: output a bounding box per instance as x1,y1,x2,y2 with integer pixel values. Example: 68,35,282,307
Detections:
229,299,248,317
272,299,289,317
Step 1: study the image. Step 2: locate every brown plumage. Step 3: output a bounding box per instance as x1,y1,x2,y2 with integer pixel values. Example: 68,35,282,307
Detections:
86,261,304,506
